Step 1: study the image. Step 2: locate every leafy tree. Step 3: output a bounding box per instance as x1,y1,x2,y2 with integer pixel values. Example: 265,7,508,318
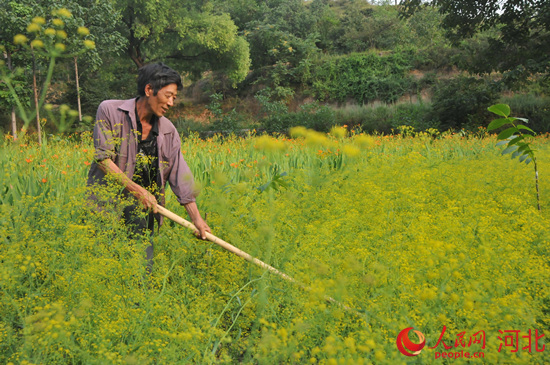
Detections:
113,0,251,85
430,76,501,130
400,0,550,84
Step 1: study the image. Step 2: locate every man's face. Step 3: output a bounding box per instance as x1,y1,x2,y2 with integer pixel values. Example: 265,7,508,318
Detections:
146,83,178,117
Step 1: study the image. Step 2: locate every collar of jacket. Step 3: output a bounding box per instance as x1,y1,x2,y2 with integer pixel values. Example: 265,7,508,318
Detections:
117,98,174,135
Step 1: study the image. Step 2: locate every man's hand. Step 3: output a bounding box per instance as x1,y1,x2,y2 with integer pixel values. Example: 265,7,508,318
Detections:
98,158,158,213
192,216,211,240
132,186,158,213
184,201,211,240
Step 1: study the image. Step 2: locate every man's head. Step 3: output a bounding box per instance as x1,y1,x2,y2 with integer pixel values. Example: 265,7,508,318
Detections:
137,62,183,117
137,62,183,97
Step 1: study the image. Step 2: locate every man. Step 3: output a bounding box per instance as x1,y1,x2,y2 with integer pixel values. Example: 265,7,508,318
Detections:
87,62,210,272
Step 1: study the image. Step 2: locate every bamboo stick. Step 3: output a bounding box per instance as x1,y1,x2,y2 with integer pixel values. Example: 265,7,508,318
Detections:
156,205,350,310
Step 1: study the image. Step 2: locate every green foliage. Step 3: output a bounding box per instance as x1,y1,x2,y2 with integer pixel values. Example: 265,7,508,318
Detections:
303,51,414,104
401,0,550,85
255,88,336,134
499,94,550,133
207,93,244,134
113,0,251,85
430,76,501,131
333,102,435,134
392,103,437,131
487,104,536,165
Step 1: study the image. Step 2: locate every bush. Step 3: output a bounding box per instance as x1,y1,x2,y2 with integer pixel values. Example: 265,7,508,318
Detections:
302,51,414,105
207,93,245,134
499,93,550,133
333,102,435,134
392,103,437,131
430,76,501,131
258,101,336,134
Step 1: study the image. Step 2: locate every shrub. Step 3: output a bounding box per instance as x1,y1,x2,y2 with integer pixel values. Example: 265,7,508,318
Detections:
258,101,336,134
430,76,501,131
333,102,435,134
392,103,437,131
499,94,550,133
302,51,414,105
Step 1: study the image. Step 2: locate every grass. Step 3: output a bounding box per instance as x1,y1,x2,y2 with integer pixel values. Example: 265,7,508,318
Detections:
1,128,549,364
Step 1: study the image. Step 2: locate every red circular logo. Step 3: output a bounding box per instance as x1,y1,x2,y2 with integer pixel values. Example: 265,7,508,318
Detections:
396,327,426,356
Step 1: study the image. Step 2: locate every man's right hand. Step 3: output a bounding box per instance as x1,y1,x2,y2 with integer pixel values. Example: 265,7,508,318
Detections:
132,186,158,213
98,158,158,213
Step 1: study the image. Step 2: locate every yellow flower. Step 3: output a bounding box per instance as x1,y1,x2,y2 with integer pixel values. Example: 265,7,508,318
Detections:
31,39,44,49
13,34,28,45
342,145,360,157
290,126,308,138
32,16,46,25
55,43,66,52
44,28,56,36
27,23,41,33
56,30,68,39
56,8,72,18
77,26,90,36
83,40,96,50
330,125,347,138
52,18,64,27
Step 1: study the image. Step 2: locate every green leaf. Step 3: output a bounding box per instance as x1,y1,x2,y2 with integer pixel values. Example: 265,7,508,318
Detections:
525,157,532,165
501,145,519,155
497,127,518,140
496,140,509,147
487,118,510,131
517,144,531,154
511,149,525,159
519,154,529,163
488,104,510,117
517,125,535,133
507,135,524,146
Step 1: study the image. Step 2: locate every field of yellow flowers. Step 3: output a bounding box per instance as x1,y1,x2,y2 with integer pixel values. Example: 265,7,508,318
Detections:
1,128,549,364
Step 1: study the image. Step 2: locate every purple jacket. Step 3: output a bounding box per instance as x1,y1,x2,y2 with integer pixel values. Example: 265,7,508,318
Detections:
87,98,196,218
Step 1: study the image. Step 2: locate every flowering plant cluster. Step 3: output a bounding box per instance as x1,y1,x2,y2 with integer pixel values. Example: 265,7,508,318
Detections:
0,129,549,364
0,8,94,134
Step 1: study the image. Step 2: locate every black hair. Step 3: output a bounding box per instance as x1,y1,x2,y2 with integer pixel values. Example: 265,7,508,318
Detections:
137,62,183,96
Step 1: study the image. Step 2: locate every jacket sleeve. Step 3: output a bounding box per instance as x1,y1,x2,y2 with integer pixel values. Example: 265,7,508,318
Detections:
92,101,119,162
167,131,196,205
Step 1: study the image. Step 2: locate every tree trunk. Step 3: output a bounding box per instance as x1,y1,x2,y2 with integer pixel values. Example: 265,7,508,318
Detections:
4,51,17,140
32,47,42,145
130,46,145,69
11,107,17,141
74,56,82,122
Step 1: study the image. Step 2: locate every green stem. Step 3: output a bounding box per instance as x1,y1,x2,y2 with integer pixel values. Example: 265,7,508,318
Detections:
203,274,266,360
2,55,56,129
534,157,541,211
38,56,57,110
4,77,30,124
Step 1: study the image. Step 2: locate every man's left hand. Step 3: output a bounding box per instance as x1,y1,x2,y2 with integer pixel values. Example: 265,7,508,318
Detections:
192,217,211,240
183,201,211,240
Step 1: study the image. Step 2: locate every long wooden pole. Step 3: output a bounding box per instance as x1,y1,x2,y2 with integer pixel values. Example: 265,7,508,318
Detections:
156,205,350,310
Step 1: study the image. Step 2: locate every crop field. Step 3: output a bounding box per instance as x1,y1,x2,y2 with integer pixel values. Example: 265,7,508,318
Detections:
1,128,549,364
